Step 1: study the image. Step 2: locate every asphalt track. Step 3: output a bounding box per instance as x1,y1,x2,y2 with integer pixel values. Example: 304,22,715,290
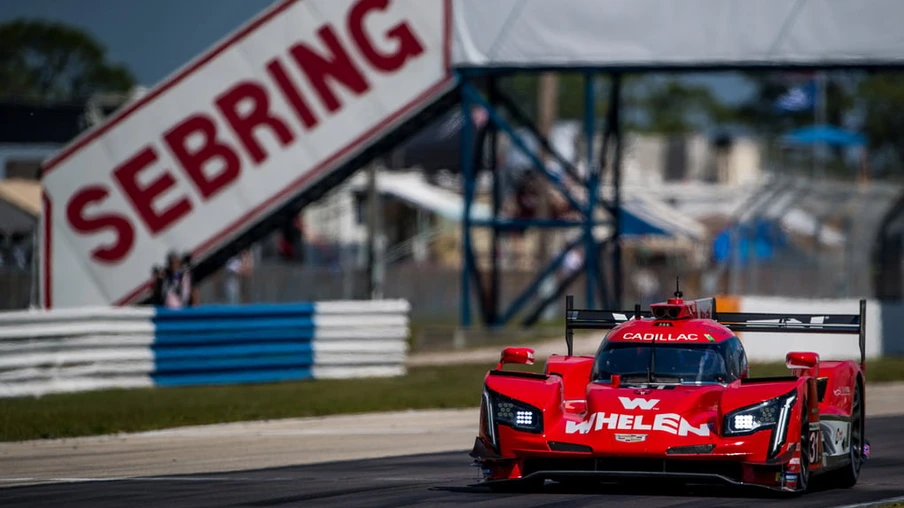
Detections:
2,415,903,508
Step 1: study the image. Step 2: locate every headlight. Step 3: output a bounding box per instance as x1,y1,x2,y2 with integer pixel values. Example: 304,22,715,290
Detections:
723,389,797,457
485,389,543,434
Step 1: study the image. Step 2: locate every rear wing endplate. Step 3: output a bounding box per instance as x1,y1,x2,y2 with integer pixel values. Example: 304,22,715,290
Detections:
563,295,867,369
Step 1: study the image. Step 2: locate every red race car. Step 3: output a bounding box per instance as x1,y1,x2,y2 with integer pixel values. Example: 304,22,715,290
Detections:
471,290,869,494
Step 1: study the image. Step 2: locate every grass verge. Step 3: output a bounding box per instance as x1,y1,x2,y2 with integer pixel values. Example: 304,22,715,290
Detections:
2,358,904,443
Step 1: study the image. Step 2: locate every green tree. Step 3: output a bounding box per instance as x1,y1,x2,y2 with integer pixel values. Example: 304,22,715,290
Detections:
495,73,731,137
0,19,136,102
632,78,729,135
499,72,608,121
857,72,904,172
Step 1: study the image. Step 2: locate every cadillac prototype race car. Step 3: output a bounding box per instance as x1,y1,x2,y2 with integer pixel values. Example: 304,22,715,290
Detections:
472,291,870,494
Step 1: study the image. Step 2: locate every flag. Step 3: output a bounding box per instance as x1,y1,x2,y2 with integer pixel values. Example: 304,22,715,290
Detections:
775,79,817,113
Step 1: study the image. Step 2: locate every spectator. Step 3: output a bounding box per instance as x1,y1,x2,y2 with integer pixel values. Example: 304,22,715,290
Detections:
155,251,197,309
181,253,200,306
150,265,165,305
10,233,28,269
560,247,583,280
223,249,253,304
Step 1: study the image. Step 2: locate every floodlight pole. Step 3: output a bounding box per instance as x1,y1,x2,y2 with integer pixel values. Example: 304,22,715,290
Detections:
583,71,598,309
365,161,382,299
611,73,624,309
460,86,475,327
488,76,502,326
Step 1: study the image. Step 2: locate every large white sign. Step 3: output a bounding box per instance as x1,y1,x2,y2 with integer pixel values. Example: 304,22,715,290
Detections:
40,0,453,308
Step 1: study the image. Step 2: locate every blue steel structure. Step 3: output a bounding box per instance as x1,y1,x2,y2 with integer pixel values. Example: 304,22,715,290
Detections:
456,72,626,328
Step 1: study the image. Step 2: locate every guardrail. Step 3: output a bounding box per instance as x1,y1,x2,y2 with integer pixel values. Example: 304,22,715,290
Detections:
0,300,410,398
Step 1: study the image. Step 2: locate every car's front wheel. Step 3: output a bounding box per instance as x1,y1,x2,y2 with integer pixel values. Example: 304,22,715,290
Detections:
826,380,865,488
797,396,812,493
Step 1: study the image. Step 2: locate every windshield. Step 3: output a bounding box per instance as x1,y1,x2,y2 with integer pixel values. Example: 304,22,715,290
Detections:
593,342,731,384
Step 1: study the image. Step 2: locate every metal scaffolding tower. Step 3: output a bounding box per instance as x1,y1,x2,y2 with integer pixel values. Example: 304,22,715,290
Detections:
456,72,627,328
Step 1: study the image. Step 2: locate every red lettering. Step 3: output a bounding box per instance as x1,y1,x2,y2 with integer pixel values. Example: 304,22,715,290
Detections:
290,25,370,113
267,58,319,130
113,147,193,234
164,114,241,199
348,0,425,72
66,185,135,263
215,81,295,164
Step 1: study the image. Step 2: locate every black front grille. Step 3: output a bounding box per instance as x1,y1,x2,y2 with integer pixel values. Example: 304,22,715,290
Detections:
548,441,594,453
522,457,744,482
523,458,596,475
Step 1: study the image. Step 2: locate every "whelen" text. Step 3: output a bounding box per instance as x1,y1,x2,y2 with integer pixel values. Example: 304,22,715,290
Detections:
565,412,710,437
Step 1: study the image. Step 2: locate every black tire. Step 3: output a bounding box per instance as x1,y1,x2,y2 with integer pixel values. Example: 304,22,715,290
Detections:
797,396,811,493
827,380,865,488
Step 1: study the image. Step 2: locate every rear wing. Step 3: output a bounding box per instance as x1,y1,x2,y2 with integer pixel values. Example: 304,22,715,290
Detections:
563,295,867,369
717,300,867,370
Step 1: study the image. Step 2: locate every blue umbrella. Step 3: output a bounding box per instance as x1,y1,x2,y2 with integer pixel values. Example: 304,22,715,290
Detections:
782,124,866,147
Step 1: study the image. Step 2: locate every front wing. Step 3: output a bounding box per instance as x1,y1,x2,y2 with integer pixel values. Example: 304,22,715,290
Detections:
471,439,798,491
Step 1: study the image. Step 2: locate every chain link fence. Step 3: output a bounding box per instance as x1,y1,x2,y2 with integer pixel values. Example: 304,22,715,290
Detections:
3,173,900,319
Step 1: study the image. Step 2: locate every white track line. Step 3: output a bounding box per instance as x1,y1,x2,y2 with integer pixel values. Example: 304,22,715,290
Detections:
0,475,455,484
831,495,904,508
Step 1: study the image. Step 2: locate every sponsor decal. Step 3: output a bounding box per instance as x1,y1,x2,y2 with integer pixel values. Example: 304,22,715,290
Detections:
622,333,700,341
704,333,716,342
692,298,714,319
565,412,710,437
808,429,819,463
785,473,798,483
619,397,658,410
833,386,851,397
615,434,647,443
565,396,710,437
820,420,850,457
749,316,829,326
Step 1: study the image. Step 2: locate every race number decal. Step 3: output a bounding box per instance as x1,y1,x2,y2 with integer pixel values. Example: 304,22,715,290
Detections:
808,429,819,463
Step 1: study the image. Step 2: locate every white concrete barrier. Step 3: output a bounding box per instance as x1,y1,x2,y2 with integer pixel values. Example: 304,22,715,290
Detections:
0,300,410,398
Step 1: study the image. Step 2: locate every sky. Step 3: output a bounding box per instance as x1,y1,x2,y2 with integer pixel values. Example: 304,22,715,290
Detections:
1,0,275,87
1,0,757,105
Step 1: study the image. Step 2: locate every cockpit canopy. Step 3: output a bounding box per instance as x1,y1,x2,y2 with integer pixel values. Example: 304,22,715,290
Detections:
592,336,748,385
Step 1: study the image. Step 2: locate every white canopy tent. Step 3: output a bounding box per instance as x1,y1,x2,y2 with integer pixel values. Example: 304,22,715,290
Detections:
452,0,904,70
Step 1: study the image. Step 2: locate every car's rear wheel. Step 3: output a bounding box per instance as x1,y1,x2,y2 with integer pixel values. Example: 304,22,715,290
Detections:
827,380,864,488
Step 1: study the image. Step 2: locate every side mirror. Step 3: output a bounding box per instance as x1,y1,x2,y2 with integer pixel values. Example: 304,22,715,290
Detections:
497,347,535,369
786,351,820,371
